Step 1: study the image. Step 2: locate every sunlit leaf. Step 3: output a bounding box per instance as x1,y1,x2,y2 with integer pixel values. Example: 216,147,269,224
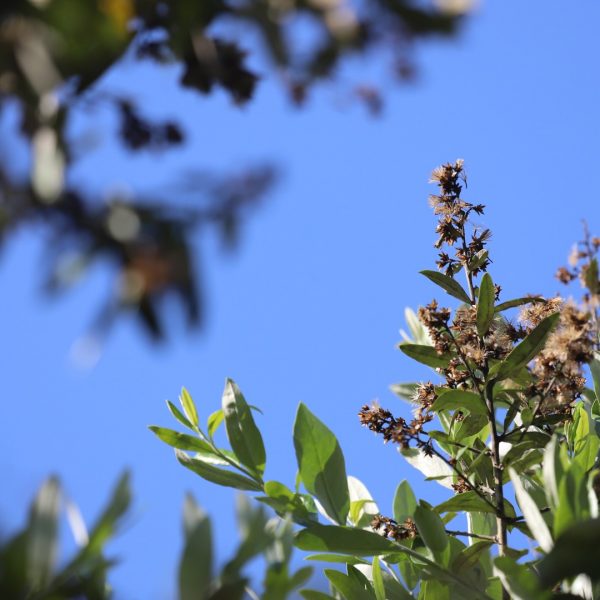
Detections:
398,344,449,369
420,270,472,304
180,387,199,428
222,379,266,476
175,449,261,491
293,403,350,525
433,389,487,416
509,469,553,552
149,426,214,452
393,480,417,524
476,273,495,336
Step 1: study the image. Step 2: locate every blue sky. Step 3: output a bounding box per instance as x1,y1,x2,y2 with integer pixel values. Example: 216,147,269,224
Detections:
1,1,600,598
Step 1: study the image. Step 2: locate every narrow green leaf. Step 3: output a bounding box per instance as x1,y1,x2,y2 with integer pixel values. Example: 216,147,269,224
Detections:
585,257,598,295
295,524,398,555
542,436,562,510
494,297,545,313
398,344,448,369
180,387,198,428
492,313,560,381
175,449,262,491
451,540,493,574
207,409,225,438
179,494,212,600
509,469,553,552
393,480,417,524
372,557,385,600
420,270,472,304
432,389,487,416
167,400,194,430
325,569,375,600
414,502,448,555
590,354,600,401
149,426,214,453
476,273,495,336
27,477,61,590
222,379,266,476
293,403,350,525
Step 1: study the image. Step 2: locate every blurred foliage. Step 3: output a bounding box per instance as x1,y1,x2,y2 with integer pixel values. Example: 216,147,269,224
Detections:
0,472,131,599
0,0,467,340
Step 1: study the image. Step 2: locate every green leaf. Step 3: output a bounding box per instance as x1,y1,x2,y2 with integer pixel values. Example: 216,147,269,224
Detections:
585,257,598,295
476,273,495,336
494,297,545,313
398,344,448,369
491,313,560,381
222,379,266,476
433,389,487,416
414,502,449,557
175,449,262,491
590,354,600,401
27,476,61,590
451,540,493,574
372,557,385,600
509,469,553,552
325,568,375,600
537,518,600,587
179,494,212,600
542,436,562,511
149,426,214,452
207,409,225,438
420,270,472,304
293,403,350,525
295,525,399,555
167,400,194,430
393,480,417,524
180,387,199,428
435,491,515,519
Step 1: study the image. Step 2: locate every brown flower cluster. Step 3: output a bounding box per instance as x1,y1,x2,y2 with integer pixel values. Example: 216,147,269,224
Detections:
556,228,600,293
429,159,489,276
521,301,595,413
358,394,434,450
417,300,525,389
451,477,471,494
371,514,417,541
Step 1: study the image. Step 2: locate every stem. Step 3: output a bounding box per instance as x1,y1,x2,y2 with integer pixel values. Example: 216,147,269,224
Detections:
445,529,496,541
460,224,476,304
483,380,509,599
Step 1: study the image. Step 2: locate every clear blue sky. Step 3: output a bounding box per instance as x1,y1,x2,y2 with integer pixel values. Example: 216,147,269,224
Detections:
1,1,599,598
